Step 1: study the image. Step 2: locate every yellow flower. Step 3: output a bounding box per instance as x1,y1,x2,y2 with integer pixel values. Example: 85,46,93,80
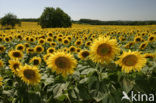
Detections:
9,59,21,75
78,50,90,60
47,51,77,77
139,41,148,50
34,45,44,53
38,38,45,45
0,59,4,67
18,64,41,85
148,35,155,42
0,77,3,87
90,36,120,64
9,50,23,60
47,47,55,54
116,50,146,73
26,48,34,54
134,36,142,43
30,57,41,66
0,45,6,53
16,44,25,51
69,46,76,53
63,39,70,45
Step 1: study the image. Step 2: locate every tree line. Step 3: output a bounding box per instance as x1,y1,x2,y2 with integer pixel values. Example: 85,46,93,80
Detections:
77,19,156,25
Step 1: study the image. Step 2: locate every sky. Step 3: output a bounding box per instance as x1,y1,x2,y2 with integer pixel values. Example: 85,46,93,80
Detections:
0,0,156,21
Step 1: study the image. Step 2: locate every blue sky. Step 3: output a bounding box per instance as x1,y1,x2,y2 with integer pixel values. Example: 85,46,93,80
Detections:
0,0,156,20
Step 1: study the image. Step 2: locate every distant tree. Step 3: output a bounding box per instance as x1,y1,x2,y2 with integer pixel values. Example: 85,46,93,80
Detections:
39,7,72,28
0,13,20,29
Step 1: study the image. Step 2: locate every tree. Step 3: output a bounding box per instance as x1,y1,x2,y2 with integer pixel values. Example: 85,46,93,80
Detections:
39,7,72,28
0,13,20,29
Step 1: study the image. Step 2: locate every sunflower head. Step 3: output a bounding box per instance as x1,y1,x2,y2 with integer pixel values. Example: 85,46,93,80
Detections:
0,45,6,53
30,57,41,66
69,46,76,53
116,50,147,73
90,36,120,64
38,38,45,45
46,37,53,43
35,45,44,53
9,50,23,60
16,44,25,51
139,42,148,50
18,64,41,85
134,36,142,42
78,50,90,60
9,59,21,75
47,47,55,54
50,42,57,47
0,60,4,67
148,35,155,42
63,39,69,45
47,51,77,77
0,77,3,87
26,48,34,54
24,43,30,48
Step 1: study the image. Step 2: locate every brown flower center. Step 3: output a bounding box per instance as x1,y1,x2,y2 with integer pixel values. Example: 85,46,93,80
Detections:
97,43,111,56
55,57,70,69
122,55,138,66
24,69,35,79
13,52,21,57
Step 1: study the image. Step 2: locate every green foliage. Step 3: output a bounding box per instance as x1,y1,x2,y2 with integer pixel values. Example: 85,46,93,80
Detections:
39,7,72,28
0,13,20,29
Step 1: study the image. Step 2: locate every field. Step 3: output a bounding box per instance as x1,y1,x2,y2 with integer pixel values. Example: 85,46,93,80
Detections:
0,22,156,103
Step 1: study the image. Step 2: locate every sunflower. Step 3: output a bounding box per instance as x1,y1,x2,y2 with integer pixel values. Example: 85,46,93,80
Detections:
134,36,142,42
24,43,30,48
26,48,34,54
75,40,82,46
38,38,45,45
18,64,41,85
90,36,120,64
0,45,6,53
0,60,4,67
46,37,53,43
116,50,146,73
148,35,155,42
124,41,135,49
143,53,155,59
30,57,41,66
57,37,63,43
47,32,53,37
43,53,51,62
47,51,77,77
50,42,57,47
76,48,81,53
29,37,35,42
67,36,72,41
35,45,44,53
0,77,3,87
9,59,21,75
47,47,55,54
0,37,3,42
69,46,76,53
9,50,23,60
16,44,25,51
25,36,30,41
85,41,91,47
4,36,10,42
63,39,69,45
139,42,148,50
78,50,90,60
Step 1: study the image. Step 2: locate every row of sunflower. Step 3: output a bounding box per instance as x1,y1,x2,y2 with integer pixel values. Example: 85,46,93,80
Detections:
0,23,156,103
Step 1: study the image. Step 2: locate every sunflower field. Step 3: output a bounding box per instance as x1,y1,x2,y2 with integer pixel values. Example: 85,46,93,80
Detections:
0,22,156,103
